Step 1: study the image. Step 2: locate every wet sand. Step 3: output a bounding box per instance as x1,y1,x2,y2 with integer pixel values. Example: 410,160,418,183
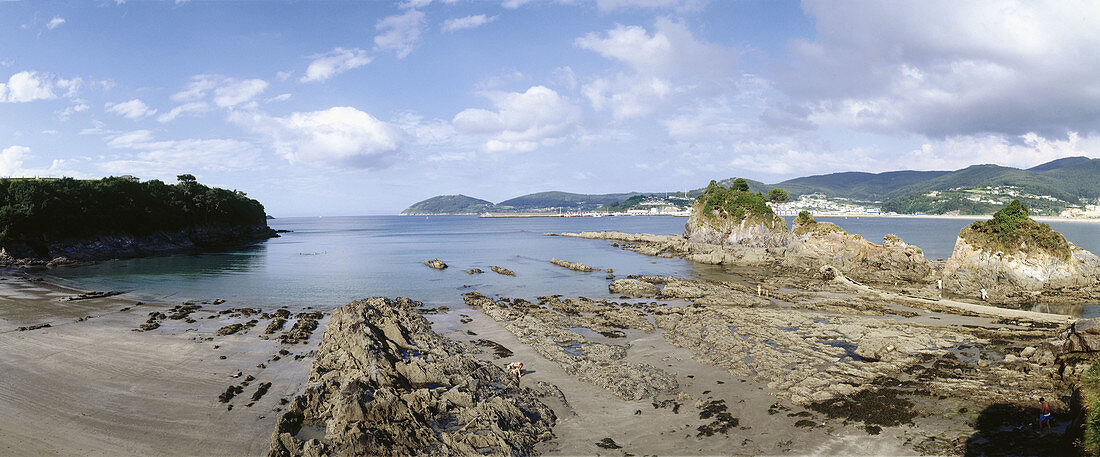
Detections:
0,277,318,456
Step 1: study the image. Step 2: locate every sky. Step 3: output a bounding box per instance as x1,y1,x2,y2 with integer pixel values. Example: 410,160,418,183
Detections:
2,0,1099,216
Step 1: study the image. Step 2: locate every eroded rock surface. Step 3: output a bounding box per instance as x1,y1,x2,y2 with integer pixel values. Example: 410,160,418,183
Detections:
463,292,675,401
268,297,556,457
549,258,598,272
422,258,448,270
943,236,1100,304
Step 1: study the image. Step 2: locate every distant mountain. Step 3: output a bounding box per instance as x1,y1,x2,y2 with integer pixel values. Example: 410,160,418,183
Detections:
402,157,1100,216
496,191,643,211
401,194,494,214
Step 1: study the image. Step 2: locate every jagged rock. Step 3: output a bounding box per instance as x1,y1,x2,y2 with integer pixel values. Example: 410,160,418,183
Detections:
422,258,448,270
465,268,484,274
549,258,597,272
608,279,660,298
267,297,556,457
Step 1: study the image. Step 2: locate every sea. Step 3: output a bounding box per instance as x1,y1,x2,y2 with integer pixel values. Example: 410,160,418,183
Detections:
43,215,1100,317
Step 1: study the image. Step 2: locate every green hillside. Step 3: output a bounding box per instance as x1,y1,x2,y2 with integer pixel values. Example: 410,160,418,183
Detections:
401,194,494,214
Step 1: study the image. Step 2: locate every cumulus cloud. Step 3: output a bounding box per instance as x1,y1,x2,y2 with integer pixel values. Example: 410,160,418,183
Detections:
157,101,209,123
777,0,1100,138
300,48,372,82
231,107,405,169
0,71,80,103
102,130,261,176
106,99,156,119
46,16,66,30
374,10,425,59
897,132,1100,171
0,145,73,178
453,85,582,152
441,14,497,33
575,18,738,120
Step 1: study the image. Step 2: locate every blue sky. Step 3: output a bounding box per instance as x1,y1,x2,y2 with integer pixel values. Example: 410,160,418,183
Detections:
2,0,1099,215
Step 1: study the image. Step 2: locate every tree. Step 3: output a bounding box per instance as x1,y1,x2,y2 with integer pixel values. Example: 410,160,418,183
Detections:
731,178,749,192
177,174,197,184
768,188,789,203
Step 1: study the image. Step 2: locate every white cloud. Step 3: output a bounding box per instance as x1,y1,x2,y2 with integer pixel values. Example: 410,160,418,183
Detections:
898,132,1100,171
46,16,66,30
106,98,157,120
595,0,707,11
57,101,90,120
441,14,497,33
501,0,533,9
163,75,266,122
575,18,738,120
157,101,209,123
231,107,405,169
300,48,372,83
213,78,267,108
266,93,292,103
453,85,582,152
0,71,63,103
0,145,74,178
102,130,261,176
374,10,425,59
0,146,30,176
778,0,1100,138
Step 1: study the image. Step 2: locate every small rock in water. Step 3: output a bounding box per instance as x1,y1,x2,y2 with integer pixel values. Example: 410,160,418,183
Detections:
422,258,448,269
490,265,516,276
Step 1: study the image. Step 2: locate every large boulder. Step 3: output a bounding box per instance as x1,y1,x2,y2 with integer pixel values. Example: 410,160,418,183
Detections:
785,212,932,285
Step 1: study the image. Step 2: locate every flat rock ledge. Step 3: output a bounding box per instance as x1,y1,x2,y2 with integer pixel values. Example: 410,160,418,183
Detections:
549,258,599,272
267,297,556,457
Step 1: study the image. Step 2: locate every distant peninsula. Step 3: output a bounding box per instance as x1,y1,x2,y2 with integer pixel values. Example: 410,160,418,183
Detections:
0,174,277,266
403,156,1100,218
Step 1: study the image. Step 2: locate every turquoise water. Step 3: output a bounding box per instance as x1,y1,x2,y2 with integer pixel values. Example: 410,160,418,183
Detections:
43,215,1100,315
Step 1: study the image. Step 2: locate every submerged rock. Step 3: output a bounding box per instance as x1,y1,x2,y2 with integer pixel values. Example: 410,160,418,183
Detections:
267,297,556,457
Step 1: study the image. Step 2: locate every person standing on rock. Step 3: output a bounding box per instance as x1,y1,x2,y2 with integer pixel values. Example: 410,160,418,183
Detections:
508,361,523,382
1038,397,1052,434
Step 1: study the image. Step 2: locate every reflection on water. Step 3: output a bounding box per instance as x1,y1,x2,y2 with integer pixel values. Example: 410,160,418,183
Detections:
43,215,1100,317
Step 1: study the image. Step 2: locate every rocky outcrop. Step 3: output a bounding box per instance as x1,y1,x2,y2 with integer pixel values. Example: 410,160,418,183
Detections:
267,297,556,457
0,225,278,266
422,258,448,270
942,236,1100,304
549,258,598,272
786,231,933,285
490,266,515,276
683,201,790,248
608,279,660,298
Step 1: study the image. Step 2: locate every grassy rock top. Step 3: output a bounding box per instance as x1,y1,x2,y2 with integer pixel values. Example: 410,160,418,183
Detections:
791,211,847,236
696,180,780,229
960,199,1071,259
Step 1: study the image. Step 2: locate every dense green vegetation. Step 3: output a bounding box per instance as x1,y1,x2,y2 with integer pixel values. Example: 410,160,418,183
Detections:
1083,360,1100,455
401,194,494,214
767,188,789,203
697,180,776,226
0,175,268,245
791,210,845,236
961,200,1071,259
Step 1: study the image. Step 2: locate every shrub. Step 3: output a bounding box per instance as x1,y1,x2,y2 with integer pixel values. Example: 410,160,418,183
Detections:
696,180,776,227
961,200,1070,259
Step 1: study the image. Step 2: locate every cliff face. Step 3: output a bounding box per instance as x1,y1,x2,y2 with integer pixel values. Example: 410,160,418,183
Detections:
0,224,278,266
942,236,1100,303
683,201,791,248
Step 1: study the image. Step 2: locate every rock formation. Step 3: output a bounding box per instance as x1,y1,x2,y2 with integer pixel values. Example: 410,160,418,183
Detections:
683,181,791,248
267,297,556,457
942,200,1100,303
422,258,448,270
786,212,933,284
608,279,660,298
549,258,598,272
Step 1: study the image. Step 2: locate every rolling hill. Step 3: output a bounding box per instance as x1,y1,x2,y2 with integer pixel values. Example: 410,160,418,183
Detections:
402,157,1100,216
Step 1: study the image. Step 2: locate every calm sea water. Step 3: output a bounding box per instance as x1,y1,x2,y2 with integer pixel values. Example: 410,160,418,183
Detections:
43,215,1100,316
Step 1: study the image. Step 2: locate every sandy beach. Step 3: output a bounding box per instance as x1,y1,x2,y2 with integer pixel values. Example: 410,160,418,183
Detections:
0,276,319,456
